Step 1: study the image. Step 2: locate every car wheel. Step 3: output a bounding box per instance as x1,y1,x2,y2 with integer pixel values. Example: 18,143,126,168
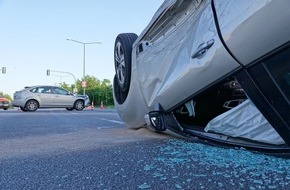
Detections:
66,108,74,111
74,100,84,111
25,100,38,112
114,33,138,92
3,108,8,110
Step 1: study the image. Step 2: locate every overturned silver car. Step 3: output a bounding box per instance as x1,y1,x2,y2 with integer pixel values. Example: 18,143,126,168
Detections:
113,0,290,155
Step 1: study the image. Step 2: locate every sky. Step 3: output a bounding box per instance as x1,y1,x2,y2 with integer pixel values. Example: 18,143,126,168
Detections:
0,0,164,97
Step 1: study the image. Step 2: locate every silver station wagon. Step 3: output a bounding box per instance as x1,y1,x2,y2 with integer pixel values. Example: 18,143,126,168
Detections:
12,85,90,111
113,0,290,155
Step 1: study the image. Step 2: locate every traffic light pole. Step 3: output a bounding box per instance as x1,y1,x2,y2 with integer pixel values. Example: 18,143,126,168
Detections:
46,69,77,93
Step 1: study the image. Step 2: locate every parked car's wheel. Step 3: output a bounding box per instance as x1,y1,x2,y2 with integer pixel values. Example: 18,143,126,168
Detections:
25,100,38,112
114,33,138,92
74,100,84,111
3,108,8,110
66,108,74,111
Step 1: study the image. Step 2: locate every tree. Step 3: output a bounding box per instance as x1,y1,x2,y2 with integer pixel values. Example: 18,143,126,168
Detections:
59,82,71,92
100,79,113,106
60,75,114,107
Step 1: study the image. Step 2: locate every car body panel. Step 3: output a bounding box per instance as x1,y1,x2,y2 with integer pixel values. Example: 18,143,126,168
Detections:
135,0,240,111
113,74,149,128
38,93,54,106
214,0,290,65
52,87,75,107
33,86,54,106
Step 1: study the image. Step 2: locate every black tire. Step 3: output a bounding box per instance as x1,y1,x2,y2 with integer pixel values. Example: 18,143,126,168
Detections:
114,33,138,92
25,100,38,112
74,100,84,111
3,108,8,110
66,108,74,111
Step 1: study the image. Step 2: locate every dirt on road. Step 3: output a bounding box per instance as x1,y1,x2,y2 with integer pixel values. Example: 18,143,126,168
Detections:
0,127,172,159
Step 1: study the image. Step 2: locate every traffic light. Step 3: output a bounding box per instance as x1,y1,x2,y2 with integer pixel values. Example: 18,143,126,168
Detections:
47,69,50,76
1,67,6,74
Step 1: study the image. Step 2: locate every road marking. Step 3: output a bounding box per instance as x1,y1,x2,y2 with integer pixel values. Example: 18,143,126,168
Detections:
96,117,124,125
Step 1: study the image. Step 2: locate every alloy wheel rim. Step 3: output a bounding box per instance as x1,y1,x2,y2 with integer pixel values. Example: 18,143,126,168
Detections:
115,42,125,86
28,102,36,110
76,101,84,110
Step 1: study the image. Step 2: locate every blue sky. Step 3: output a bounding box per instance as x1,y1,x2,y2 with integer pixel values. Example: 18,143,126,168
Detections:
0,0,164,96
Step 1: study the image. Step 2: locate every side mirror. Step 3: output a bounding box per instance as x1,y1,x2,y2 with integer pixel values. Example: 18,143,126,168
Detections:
145,104,167,132
150,111,166,131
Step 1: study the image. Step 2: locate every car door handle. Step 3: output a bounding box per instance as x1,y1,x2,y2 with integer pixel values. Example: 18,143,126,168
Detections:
191,39,215,59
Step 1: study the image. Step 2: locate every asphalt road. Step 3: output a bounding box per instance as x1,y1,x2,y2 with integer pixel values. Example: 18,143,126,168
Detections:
0,108,290,190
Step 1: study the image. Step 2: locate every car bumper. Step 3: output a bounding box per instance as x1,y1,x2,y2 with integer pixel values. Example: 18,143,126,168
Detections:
0,103,10,109
12,100,25,107
85,99,90,107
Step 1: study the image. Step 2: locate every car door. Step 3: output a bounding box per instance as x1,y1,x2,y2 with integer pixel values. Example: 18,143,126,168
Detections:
134,0,241,111
52,87,74,107
214,0,290,66
35,86,54,107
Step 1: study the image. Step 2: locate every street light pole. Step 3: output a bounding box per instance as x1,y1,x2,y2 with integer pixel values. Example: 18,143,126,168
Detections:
66,38,101,95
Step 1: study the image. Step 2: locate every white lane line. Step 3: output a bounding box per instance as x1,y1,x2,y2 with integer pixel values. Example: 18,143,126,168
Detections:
95,117,124,125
